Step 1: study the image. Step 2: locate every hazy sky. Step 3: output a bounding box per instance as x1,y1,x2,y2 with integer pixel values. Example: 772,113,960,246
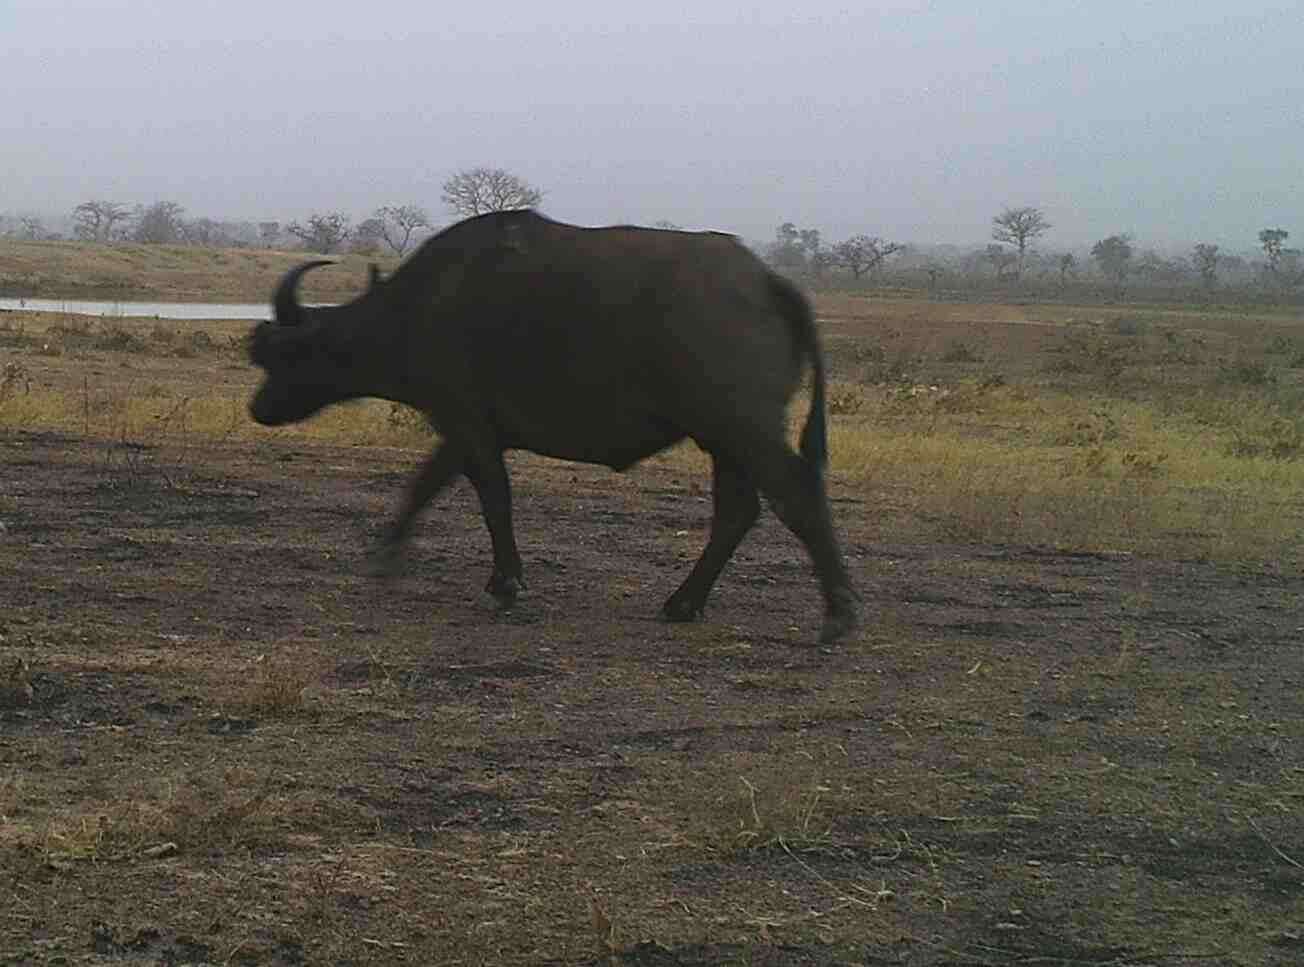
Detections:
3,0,1300,249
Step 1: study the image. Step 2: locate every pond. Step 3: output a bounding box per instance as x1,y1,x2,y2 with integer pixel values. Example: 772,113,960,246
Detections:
0,297,271,320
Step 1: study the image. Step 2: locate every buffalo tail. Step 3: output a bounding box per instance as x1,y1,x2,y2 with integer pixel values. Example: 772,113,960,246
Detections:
768,274,828,471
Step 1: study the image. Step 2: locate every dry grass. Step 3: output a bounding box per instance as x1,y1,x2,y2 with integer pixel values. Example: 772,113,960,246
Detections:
0,238,392,302
6,253,1304,962
3,351,1303,963
4,296,1303,567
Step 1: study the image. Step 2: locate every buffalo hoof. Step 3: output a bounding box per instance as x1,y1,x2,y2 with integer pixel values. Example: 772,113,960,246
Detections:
366,544,405,579
660,596,704,623
818,589,861,645
485,573,525,604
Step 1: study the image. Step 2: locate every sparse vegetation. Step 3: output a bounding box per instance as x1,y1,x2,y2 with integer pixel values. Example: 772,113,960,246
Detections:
0,237,390,301
1,253,1303,964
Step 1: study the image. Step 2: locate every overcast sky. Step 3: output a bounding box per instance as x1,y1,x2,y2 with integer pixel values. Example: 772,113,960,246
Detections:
3,0,1300,249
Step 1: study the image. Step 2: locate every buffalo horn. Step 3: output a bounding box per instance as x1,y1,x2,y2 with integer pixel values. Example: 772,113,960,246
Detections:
272,260,333,326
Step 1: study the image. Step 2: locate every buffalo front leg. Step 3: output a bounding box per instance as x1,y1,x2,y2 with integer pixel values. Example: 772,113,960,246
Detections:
368,442,466,577
662,456,760,622
465,453,526,606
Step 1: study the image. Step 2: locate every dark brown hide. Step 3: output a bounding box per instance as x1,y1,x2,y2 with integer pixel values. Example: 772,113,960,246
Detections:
248,210,857,643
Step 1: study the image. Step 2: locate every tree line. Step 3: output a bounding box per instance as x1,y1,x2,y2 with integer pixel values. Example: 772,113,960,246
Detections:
2,167,544,256
3,178,1299,298
766,205,1302,297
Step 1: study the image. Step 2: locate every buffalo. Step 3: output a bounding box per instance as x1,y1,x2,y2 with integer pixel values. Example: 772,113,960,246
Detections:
248,210,858,643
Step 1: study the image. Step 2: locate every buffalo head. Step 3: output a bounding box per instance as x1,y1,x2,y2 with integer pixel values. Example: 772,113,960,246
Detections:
248,260,368,425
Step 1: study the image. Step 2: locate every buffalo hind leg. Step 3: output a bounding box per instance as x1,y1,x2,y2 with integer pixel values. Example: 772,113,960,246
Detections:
750,444,859,645
370,442,466,576
662,456,760,622
465,453,526,606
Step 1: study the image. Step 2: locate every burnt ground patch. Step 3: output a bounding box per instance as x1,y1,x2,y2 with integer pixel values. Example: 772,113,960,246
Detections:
2,431,1304,965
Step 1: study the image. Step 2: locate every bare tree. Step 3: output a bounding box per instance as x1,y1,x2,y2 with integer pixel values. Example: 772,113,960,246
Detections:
652,220,682,230
830,235,903,279
1192,243,1219,289
441,168,543,217
72,200,131,242
991,206,1051,279
131,201,187,244
373,204,430,256
258,221,283,248
286,212,352,253
18,216,47,240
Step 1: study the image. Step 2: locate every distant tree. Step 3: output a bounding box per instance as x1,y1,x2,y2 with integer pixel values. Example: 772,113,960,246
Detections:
984,243,1018,278
1192,243,1219,289
767,222,806,271
18,216,46,240
1091,234,1133,286
1258,228,1290,275
441,167,543,217
1133,249,1189,285
183,218,232,248
1257,228,1302,290
351,217,385,255
1055,253,1077,285
798,229,834,277
1279,250,1304,287
372,204,430,256
72,200,131,242
798,228,822,256
258,221,283,248
286,212,352,253
131,201,186,244
991,206,1051,279
830,235,903,279
652,219,682,230
1221,253,1249,275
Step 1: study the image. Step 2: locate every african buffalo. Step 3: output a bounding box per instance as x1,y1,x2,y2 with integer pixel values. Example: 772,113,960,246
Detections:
248,210,858,643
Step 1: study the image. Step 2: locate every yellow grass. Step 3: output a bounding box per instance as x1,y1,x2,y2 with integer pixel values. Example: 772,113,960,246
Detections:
3,285,1302,565
825,383,1304,560
4,374,1301,564
0,385,434,450
0,238,393,302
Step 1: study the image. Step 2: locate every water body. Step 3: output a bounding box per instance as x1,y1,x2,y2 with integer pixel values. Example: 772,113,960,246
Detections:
0,297,271,320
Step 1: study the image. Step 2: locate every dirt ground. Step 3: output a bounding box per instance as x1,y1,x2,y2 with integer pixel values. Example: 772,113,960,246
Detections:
3,416,1302,964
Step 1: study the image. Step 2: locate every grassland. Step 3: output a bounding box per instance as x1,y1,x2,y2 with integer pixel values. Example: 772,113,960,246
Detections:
0,237,390,302
2,250,1303,964
3,287,1302,565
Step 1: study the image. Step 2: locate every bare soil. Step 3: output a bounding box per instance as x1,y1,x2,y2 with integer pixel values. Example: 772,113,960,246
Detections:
3,419,1302,964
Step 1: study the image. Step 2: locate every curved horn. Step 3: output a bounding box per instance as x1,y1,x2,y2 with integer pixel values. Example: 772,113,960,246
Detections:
368,263,383,289
271,259,333,326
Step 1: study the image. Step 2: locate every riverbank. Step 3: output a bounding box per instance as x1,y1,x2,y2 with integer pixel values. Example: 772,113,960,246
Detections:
0,238,395,303
0,296,270,320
